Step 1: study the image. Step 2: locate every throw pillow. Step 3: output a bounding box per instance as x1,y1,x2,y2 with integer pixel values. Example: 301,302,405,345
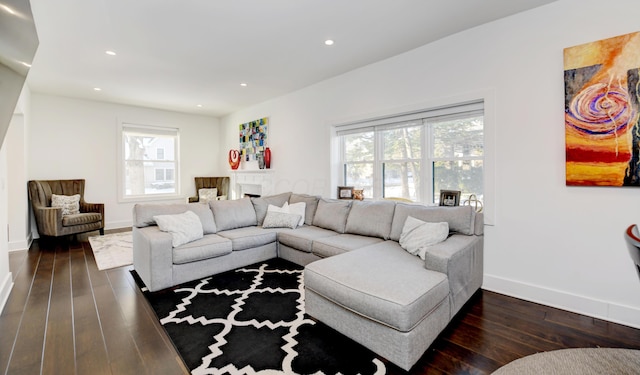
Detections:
153,210,204,247
399,216,449,260
198,188,218,204
262,211,302,229
267,202,289,213
51,194,81,216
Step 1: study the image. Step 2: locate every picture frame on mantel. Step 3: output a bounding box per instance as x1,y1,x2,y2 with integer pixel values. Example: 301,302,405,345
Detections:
337,186,354,199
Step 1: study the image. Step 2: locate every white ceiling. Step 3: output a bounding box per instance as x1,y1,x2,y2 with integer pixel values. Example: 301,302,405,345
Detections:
26,0,557,117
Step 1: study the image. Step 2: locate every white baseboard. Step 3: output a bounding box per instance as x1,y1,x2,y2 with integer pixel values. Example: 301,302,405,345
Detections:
0,272,13,314
105,220,132,231
8,233,32,252
483,274,640,330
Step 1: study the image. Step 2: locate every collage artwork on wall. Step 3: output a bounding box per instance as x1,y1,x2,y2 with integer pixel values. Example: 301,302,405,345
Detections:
239,117,268,162
564,31,640,187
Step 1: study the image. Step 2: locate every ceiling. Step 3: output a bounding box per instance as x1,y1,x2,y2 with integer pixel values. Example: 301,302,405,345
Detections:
25,0,557,117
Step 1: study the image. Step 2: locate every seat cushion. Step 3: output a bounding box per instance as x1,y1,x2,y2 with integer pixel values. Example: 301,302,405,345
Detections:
312,234,383,258
172,234,232,265
62,212,102,226
216,226,277,251
304,241,449,332
277,226,339,253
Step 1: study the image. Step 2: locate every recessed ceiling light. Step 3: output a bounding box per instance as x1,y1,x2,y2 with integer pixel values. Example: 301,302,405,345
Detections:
240,83,248,87
196,104,203,108
105,50,116,56
324,39,334,46
93,87,102,91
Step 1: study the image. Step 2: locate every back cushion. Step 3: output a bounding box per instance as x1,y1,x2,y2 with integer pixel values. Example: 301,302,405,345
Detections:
132,203,217,234
345,200,396,239
210,197,258,231
289,193,320,225
389,204,476,241
251,192,292,226
312,199,352,233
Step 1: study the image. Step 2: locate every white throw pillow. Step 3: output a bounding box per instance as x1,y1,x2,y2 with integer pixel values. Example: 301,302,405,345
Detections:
267,202,289,213
198,188,218,204
288,202,306,227
153,210,204,247
399,216,449,260
262,211,302,229
51,194,81,216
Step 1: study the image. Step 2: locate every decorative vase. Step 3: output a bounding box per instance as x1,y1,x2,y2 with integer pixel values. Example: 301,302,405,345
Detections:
257,153,265,169
264,147,271,169
228,149,241,170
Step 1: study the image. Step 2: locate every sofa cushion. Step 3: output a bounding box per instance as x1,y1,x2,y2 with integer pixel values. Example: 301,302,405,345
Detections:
210,198,257,231
172,234,233,264
289,193,320,225
390,204,476,241
345,200,396,239
132,203,217,234
399,216,449,260
251,192,292,226
312,233,383,258
216,226,277,251
153,211,204,247
304,241,449,332
277,226,340,253
62,212,102,226
312,199,352,233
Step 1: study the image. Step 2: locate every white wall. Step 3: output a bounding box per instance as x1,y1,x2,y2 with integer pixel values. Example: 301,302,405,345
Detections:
221,0,640,328
0,135,11,313
28,94,222,233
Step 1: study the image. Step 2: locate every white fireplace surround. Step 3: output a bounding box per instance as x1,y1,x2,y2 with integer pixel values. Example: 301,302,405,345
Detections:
231,170,274,199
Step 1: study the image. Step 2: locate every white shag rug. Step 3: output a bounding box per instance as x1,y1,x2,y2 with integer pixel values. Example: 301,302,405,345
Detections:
88,231,133,271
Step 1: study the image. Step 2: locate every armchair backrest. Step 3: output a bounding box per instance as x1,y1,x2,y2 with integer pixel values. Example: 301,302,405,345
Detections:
28,179,86,208
194,177,230,198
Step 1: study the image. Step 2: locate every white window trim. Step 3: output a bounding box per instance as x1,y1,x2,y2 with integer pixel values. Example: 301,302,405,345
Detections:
330,90,495,225
117,121,181,203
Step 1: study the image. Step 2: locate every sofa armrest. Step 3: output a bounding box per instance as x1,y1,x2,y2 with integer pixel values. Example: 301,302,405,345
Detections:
132,226,174,292
423,234,483,317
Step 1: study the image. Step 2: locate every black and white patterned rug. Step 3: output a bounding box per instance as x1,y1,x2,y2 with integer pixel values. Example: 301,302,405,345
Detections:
135,258,386,375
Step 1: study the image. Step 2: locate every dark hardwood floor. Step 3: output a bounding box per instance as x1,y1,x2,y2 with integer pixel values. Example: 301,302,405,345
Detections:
2,231,640,375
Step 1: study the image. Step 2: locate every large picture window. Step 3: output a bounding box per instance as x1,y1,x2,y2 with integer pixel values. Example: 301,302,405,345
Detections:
338,101,483,205
119,123,180,200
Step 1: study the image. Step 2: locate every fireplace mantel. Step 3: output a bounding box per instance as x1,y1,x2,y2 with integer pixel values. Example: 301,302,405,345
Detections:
230,170,274,199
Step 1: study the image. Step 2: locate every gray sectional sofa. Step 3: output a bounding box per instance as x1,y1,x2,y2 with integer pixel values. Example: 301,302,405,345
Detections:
132,191,484,371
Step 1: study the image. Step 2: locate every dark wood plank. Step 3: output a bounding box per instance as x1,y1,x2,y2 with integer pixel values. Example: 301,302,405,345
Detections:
70,243,111,375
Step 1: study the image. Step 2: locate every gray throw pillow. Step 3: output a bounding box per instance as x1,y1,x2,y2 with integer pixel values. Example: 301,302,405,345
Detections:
312,199,352,233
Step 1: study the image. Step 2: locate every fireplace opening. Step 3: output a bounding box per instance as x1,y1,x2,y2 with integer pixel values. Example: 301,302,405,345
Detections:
244,193,261,198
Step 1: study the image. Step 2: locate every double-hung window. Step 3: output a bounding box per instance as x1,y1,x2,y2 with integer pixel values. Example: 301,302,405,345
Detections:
338,101,484,205
119,123,180,201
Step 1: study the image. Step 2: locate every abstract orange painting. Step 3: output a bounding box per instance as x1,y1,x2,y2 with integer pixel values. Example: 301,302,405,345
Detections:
564,31,640,186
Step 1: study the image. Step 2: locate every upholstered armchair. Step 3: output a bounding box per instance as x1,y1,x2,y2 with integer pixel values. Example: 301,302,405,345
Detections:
188,177,230,203
28,179,104,238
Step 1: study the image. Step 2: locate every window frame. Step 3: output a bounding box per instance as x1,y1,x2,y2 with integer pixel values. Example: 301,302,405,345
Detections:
117,122,181,202
333,93,494,226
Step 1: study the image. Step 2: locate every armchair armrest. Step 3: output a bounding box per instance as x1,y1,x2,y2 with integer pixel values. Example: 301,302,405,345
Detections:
132,226,174,292
188,196,199,203
80,201,105,229
33,206,64,236
423,234,483,317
